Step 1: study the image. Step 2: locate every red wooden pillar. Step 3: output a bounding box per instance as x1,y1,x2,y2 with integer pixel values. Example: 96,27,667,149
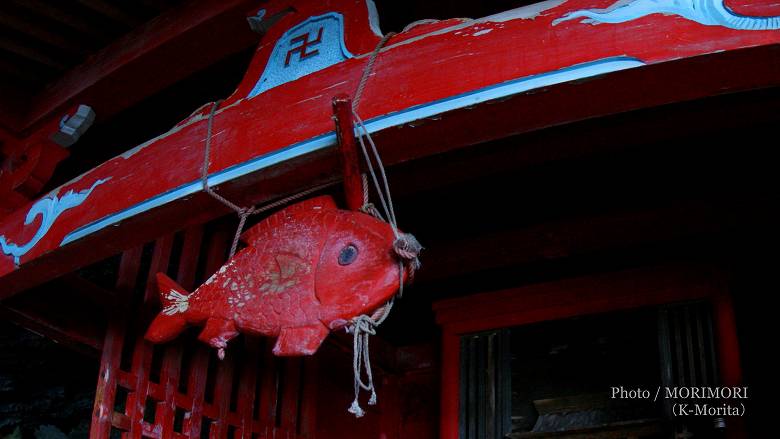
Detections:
182,347,209,438
129,234,174,439
712,286,746,439
91,246,143,439
257,344,279,436
187,226,229,439
439,332,460,439
158,227,202,439
299,356,319,437
211,352,235,439
379,375,401,439
280,358,302,435
236,336,260,439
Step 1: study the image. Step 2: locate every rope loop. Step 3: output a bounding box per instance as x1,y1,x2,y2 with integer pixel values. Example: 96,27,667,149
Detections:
352,32,396,113
201,99,253,258
345,30,428,417
201,101,336,259
345,298,394,417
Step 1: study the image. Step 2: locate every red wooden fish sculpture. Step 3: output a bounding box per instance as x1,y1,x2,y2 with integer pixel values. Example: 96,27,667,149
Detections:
145,195,413,358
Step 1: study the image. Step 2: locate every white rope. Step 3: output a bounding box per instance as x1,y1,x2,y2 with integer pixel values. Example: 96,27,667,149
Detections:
346,299,394,417
201,100,336,258
353,111,398,234
343,31,425,417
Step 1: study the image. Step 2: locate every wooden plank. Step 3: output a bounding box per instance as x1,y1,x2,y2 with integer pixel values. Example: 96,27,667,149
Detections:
4,0,780,297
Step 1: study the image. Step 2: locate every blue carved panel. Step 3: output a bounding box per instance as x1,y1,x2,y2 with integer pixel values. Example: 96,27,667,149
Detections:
248,12,354,98
554,0,780,30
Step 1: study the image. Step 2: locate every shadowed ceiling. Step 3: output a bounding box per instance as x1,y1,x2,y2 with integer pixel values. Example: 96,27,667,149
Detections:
0,0,185,97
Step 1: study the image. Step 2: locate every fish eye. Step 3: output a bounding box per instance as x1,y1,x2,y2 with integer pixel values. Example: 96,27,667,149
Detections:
338,244,359,266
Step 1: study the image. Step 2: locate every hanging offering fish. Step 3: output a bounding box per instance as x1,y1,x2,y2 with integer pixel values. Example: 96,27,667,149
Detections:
144,195,419,358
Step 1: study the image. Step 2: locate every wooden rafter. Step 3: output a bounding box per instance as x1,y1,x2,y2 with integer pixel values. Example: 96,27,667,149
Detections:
0,302,102,357
0,12,90,57
1,0,260,133
75,0,142,29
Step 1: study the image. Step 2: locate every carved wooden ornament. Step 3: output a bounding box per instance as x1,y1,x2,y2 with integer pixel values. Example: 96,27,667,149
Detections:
145,195,406,358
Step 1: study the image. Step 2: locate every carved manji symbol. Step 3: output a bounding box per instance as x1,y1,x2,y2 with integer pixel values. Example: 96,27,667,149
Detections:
285,27,324,66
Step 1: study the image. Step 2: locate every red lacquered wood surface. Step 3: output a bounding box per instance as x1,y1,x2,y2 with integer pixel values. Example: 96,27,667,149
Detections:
4,0,780,297
332,95,364,211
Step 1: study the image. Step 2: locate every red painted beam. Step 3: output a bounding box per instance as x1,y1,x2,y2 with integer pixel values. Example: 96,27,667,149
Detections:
2,44,780,300
0,0,260,135
3,0,780,300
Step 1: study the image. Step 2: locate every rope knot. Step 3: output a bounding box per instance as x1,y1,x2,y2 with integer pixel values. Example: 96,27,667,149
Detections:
347,314,377,336
347,400,366,418
393,232,422,270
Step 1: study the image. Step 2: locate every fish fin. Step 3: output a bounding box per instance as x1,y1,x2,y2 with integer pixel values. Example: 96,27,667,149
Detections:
157,273,192,315
144,273,191,343
198,318,239,360
240,195,338,244
272,323,330,356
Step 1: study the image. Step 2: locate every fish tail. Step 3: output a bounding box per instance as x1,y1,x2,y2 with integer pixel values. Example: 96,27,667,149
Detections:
144,273,191,343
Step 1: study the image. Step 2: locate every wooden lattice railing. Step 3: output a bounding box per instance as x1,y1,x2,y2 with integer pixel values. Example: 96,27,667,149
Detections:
90,224,317,439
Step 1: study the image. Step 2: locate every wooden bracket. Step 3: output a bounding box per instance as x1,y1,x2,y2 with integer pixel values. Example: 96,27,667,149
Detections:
332,94,363,211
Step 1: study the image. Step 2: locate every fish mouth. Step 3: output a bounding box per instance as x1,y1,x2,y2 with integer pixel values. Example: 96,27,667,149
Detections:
392,232,422,285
